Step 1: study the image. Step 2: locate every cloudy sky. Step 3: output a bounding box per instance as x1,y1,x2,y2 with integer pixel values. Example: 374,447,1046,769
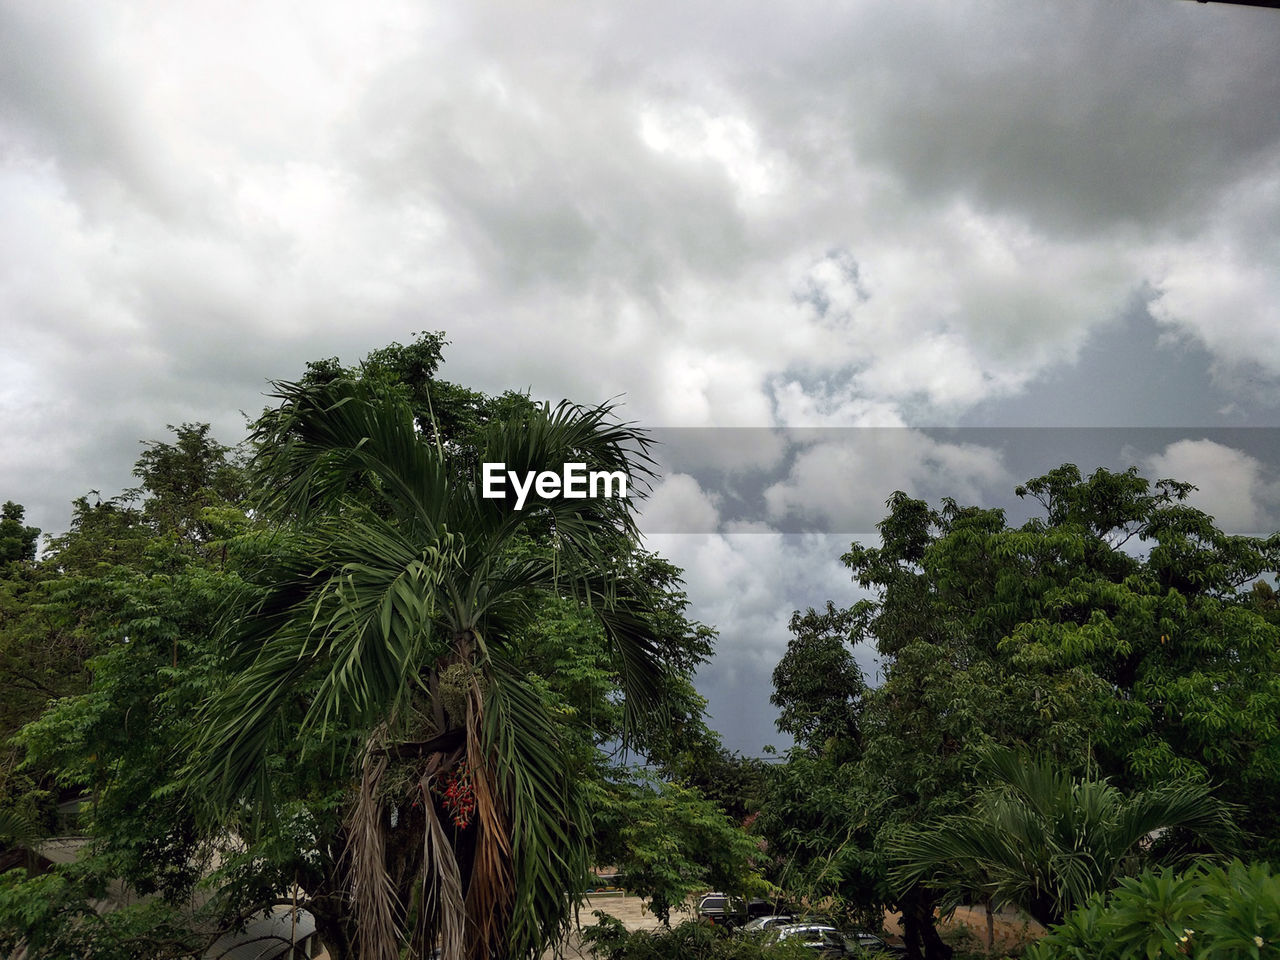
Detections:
4,0,1279,754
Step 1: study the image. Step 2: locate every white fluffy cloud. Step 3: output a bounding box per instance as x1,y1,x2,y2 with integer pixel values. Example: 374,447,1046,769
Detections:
639,473,721,535
1146,439,1280,534
1146,162,1280,382
764,431,1011,533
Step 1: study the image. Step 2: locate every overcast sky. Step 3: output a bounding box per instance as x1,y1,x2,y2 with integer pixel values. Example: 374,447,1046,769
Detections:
4,0,1279,755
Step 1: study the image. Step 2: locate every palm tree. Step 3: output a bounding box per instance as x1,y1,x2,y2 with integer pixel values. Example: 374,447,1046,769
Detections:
193,378,670,960
888,748,1240,929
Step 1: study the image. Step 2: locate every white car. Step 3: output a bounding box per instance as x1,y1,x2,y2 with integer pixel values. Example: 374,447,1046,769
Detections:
769,925,908,958
737,915,795,934
770,923,839,946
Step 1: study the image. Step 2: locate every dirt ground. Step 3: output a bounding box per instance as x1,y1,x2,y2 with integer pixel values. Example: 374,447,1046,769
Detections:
874,905,1043,955
580,892,696,931
547,893,695,958
927,905,1044,954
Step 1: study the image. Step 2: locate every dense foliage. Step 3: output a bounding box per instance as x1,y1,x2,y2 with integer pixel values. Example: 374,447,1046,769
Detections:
1,422,252,958
193,374,682,960
581,913,825,960
5,332,1278,959
760,466,1280,960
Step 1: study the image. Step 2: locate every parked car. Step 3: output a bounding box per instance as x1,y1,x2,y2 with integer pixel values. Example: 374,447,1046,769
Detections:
737,914,795,934
766,924,906,958
834,931,908,958
768,923,840,948
696,892,749,928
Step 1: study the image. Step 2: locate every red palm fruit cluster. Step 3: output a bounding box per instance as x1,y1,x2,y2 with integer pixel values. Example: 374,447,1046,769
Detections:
438,766,477,829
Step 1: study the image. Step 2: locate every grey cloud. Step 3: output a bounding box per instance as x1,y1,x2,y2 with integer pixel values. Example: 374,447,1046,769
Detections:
962,305,1280,428
762,431,1010,532
1146,438,1280,534
5,0,1280,752
632,427,1280,535
723,1,1280,237
0,5,193,220
345,54,753,300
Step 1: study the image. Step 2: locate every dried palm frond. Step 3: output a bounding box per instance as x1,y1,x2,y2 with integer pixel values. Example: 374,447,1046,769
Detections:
347,737,401,960
419,775,466,960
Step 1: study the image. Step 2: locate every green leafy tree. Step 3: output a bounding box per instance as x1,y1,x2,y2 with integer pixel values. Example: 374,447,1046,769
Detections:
0,865,209,960
666,742,771,826
15,564,239,897
130,422,245,555
581,913,817,960
766,595,1006,958
591,773,766,924
4,422,248,785
4,338,732,960
40,494,150,575
754,748,884,929
770,603,864,762
763,465,1280,960
0,518,92,798
0,502,39,566
0,428,270,958
236,335,728,956
2,465,239,833
271,331,537,456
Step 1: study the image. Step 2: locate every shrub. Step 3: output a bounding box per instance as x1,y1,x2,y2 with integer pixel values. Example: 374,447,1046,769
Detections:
1028,860,1280,959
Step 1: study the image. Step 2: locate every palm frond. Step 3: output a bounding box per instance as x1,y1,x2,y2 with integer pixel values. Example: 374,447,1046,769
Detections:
0,808,38,847
1111,781,1242,865
250,378,453,532
483,657,591,959
192,518,455,809
889,748,1241,927
464,684,513,960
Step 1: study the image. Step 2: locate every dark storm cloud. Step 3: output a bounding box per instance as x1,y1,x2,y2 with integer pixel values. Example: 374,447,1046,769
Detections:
709,0,1280,235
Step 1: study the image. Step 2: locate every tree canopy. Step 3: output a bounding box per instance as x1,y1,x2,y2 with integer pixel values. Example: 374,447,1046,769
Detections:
762,465,1279,960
